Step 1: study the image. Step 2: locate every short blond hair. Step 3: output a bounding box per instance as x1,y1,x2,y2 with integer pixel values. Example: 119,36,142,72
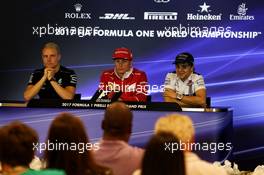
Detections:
154,113,195,143
42,42,61,55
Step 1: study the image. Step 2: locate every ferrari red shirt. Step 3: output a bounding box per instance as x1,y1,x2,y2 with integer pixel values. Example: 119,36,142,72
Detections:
99,68,148,102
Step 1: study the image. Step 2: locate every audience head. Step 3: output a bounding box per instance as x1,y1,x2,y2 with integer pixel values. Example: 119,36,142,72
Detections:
154,114,195,147
0,121,38,167
141,132,185,175
45,112,100,175
102,102,133,141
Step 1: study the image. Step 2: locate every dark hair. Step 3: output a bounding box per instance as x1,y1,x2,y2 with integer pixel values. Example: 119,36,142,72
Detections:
44,112,111,175
0,121,38,167
141,132,186,175
102,102,133,137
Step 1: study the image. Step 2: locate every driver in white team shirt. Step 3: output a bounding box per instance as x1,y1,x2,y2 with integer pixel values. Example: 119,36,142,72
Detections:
163,52,206,108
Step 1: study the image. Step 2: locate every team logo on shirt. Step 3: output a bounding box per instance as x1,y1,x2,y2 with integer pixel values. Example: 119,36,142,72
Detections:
187,80,193,86
196,78,205,86
70,75,77,84
107,82,115,91
125,83,136,92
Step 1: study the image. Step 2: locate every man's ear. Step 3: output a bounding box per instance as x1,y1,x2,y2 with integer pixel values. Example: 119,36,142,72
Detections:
58,54,61,61
127,124,132,134
191,65,194,71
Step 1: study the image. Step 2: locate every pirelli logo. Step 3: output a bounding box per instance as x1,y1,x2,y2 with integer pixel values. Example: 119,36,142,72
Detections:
144,12,178,20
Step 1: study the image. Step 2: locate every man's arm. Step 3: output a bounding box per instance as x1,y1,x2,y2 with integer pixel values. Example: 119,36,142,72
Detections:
48,68,76,100
180,89,206,107
49,81,76,100
163,88,206,107
163,88,177,102
163,73,177,102
23,73,47,101
163,89,188,108
120,88,147,102
121,72,148,102
135,72,148,102
99,72,113,99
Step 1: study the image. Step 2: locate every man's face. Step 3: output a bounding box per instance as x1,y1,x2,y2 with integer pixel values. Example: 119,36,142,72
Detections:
176,63,193,81
114,59,131,76
42,47,61,69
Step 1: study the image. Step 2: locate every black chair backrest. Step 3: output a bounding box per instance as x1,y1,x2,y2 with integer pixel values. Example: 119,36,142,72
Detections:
206,97,211,107
147,95,152,102
74,94,81,100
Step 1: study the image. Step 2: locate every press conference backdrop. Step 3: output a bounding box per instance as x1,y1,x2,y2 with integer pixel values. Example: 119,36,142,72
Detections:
1,0,264,168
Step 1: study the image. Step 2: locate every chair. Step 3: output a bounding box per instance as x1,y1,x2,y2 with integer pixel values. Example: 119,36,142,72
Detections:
147,95,152,102
74,94,81,100
206,96,211,107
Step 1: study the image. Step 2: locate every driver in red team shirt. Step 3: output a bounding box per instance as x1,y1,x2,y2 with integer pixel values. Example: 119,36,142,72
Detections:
99,47,148,102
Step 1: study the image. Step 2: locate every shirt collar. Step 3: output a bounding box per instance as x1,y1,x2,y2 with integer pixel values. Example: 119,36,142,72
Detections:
114,67,133,80
176,73,193,83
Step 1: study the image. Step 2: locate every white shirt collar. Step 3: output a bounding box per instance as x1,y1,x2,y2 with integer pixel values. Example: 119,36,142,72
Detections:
114,67,133,80
177,73,193,83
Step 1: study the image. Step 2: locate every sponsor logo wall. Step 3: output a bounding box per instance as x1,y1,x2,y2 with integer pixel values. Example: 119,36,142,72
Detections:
32,2,260,39
2,0,264,105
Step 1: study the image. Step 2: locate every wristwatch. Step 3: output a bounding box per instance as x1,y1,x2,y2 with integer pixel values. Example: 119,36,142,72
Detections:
176,93,184,100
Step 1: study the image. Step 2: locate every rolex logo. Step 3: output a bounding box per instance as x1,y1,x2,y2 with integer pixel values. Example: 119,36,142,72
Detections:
65,3,91,19
74,3,82,12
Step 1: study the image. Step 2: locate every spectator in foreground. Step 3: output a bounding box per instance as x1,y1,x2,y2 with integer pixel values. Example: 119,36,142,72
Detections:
44,112,112,175
0,121,65,175
133,132,186,175
93,102,144,175
154,113,228,175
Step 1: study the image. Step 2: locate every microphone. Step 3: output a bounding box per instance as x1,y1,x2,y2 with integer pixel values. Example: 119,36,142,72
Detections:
111,91,122,102
90,90,104,102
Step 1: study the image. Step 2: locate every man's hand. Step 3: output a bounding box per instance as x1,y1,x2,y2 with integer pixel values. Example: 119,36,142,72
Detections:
163,89,177,99
44,68,56,81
